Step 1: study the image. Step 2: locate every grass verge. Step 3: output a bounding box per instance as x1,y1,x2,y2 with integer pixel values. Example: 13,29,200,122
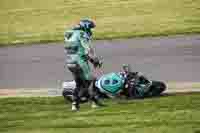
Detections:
0,0,200,46
0,93,200,133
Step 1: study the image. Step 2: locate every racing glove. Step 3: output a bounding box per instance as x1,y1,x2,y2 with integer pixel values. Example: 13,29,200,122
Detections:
90,57,102,68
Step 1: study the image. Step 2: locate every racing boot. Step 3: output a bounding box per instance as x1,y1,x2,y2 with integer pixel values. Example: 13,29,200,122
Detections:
71,102,80,111
91,96,105,108
91,101,105,108
91,101,99,108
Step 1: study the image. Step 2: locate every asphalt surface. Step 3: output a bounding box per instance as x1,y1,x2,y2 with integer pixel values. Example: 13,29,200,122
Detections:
0,35,200,89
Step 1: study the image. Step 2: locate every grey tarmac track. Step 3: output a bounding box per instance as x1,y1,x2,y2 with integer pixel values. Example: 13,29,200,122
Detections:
0,34,200,93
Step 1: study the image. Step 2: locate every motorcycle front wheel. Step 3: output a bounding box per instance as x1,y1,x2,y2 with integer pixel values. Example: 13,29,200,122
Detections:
148,81,167,96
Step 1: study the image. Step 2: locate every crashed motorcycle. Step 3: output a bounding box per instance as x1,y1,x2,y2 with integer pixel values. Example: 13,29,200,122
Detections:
62,71,167,102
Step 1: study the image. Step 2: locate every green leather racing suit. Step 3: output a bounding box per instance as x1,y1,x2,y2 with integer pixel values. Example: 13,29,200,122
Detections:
64,28,100,106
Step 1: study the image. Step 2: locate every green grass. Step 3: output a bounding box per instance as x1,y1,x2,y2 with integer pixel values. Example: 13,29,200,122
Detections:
0,0,200,46
0,93,200,133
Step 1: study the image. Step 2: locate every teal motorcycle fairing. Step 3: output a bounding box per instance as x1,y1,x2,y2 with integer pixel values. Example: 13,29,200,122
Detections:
95,72,125,96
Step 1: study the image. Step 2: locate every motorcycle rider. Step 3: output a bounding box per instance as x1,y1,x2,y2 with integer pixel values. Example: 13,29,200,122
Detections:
64,19,102,111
